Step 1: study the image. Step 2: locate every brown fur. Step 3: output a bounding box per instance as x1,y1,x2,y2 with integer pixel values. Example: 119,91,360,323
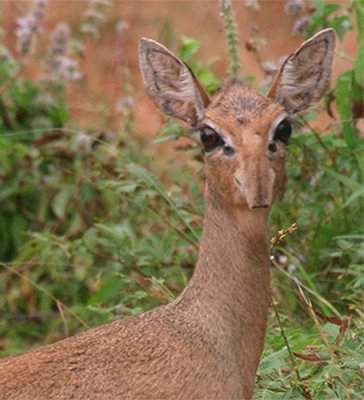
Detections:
0,30,335,400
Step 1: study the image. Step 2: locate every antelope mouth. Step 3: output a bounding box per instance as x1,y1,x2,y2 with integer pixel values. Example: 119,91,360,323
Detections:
251,204,269,209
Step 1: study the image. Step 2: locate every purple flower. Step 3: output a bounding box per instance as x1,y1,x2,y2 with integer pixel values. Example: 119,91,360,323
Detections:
284,0,305,15
116,96,134,114
278,255,288,264
49,23,70,58
72,132,93,154
84,9,105,23
262,61,278,76
288,263,297,273
46,22,81,84
80,0,113,39
15,0,48,56
244,0,260,11
49,55,82,82
116,21,130,35
293,15,311,34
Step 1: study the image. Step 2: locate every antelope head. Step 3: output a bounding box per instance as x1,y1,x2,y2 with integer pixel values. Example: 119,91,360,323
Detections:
139,30,335,210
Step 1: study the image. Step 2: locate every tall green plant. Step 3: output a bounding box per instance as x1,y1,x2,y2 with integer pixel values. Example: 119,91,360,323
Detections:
220,0,241,78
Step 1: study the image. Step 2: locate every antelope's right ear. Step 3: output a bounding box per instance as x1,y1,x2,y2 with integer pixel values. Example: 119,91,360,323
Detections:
268,29,336,114
139,38,210,127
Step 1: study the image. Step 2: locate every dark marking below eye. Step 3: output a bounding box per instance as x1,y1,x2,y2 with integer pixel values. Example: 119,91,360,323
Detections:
223,146,235,156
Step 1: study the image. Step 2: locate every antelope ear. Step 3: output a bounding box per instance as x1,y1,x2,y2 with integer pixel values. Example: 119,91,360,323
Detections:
268,29,335,114
139,38,210,127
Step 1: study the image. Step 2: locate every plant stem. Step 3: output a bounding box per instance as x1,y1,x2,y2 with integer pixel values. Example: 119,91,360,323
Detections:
220,0,241,79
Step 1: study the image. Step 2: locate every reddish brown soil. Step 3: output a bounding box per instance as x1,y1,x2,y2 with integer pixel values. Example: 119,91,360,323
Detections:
0,1,358,157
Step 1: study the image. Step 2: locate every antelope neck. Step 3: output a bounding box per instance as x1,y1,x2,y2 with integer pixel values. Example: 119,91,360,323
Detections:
182,192,271,319
178,191,271,383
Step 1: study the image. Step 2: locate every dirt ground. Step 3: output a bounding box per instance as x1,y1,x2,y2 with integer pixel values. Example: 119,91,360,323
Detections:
0,1,358,153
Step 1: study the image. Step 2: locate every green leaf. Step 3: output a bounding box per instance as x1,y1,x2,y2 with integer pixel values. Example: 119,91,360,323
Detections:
312,0,324,14
88,275,121,306
47,103,69,126
322,3,340,17
0,214,11,258
153,123,187,144
152,134,179,144
335,71,358,147
354,38,364,87
323,166,362,191
344,186,364,207
10,214,28,251
330,15,353,40
179,37,200,62
354,0,364,40
52,186,74,219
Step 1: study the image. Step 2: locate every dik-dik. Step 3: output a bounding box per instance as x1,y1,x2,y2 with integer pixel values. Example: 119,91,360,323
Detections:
0,29,335,399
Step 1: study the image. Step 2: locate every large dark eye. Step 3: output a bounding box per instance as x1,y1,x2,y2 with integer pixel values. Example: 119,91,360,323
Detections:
200,125,224,152
273,119,292,145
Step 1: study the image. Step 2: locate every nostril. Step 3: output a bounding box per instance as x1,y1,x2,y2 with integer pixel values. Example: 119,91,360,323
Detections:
268,143,277,153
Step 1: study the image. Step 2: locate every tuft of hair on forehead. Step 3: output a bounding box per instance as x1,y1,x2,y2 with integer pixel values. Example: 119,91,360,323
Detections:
210,82,270,122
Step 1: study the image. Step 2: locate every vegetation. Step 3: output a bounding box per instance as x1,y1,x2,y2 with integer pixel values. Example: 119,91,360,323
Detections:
0,0,363,398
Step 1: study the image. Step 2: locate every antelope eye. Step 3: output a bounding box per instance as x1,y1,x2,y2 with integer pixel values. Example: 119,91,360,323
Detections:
273,119,292,145
200,125,224,152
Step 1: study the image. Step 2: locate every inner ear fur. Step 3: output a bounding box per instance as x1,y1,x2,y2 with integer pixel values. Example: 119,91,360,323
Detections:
139,38,210,127
268,29,336,114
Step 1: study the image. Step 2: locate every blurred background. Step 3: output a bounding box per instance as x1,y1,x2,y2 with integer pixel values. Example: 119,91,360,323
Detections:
0,0,358,140
0,1,363,398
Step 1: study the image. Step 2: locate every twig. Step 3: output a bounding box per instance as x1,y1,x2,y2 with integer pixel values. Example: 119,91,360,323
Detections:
298,116,336,168
0,262,88,329
295,282,352,400
272,260,342,318
0,97,14,129
270,222,298,248
297,115,349,229
56,300,69,337
271,222,312,399
271,299,312,399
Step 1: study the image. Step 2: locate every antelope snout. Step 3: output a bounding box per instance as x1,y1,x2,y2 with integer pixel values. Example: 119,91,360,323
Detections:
246,172,273,210
236,157,274,210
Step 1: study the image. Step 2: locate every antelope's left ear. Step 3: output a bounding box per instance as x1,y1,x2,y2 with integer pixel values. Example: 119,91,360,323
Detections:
268,29,336,114
139,38,210,127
